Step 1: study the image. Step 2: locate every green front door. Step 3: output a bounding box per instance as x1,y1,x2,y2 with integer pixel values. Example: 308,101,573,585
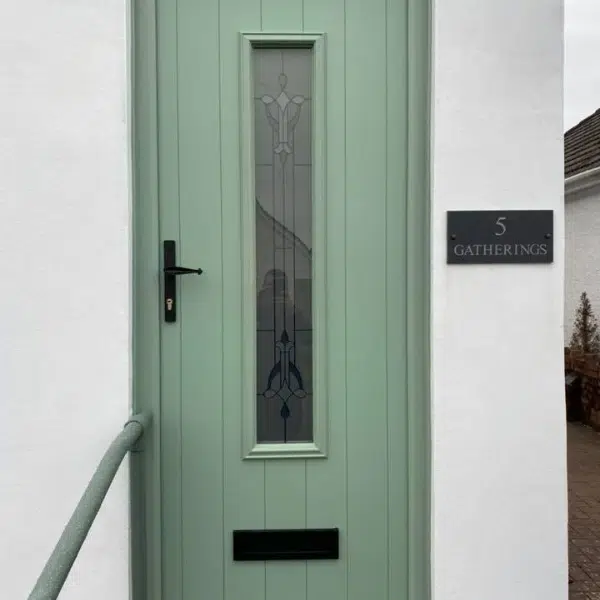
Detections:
133,0,430,597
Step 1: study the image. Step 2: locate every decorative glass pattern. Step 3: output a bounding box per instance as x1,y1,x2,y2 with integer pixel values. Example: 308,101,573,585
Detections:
254,48,313,443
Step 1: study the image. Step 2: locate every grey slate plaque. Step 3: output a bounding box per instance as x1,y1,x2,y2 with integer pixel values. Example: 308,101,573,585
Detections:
447,210,553,264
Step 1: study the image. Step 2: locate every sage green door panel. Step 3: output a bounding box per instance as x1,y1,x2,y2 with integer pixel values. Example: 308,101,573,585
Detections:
154,0,414,598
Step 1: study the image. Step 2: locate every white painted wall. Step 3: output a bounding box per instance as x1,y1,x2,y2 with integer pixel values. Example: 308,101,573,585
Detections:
0,0,566,599
565,184,600,343
0,1,131,599
431,0,567,599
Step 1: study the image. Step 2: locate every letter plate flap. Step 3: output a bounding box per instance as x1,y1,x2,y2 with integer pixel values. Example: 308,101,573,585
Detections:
233,528,339,561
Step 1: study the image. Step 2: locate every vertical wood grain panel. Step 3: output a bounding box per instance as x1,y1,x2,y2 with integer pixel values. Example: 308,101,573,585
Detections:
406,0,431,597
177,0,224,597
220,2,266,600
303,0,348,599
156,0,183,596
261,0,304,30
386,0,410,598
132,0,163,595
344,0,389,598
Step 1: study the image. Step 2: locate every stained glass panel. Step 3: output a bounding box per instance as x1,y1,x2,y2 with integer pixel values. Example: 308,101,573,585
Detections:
254,47,313,444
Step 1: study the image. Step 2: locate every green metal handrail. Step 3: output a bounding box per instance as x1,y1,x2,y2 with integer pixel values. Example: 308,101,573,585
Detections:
28,411,152,600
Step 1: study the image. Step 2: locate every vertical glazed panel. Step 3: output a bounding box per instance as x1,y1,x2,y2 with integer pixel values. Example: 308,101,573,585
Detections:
254,47,314,445
241,34,327,461
258,16,308,600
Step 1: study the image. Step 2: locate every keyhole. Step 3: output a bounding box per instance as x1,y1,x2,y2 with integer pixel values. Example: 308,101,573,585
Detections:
166,298,174,311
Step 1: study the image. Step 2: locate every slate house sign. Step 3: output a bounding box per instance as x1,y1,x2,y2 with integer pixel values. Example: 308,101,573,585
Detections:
447,210,554,265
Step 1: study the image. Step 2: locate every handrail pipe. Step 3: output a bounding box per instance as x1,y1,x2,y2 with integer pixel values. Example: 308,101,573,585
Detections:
28,411,152,600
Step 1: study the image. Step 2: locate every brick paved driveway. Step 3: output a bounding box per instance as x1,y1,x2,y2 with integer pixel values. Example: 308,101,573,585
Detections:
569,422,600,599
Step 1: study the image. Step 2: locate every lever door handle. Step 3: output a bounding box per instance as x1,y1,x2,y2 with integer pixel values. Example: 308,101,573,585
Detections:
163,240,203,323
163,265,203,276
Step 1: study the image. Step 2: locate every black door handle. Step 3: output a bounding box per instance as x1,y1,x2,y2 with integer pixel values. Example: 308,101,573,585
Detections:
163,240,203,323
164,266,203,276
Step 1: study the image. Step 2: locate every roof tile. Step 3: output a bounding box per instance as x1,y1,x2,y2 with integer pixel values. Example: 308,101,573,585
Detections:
565,108,600,178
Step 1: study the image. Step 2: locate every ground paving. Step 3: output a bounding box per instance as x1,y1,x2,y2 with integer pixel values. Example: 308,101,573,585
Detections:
569,422,600,599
